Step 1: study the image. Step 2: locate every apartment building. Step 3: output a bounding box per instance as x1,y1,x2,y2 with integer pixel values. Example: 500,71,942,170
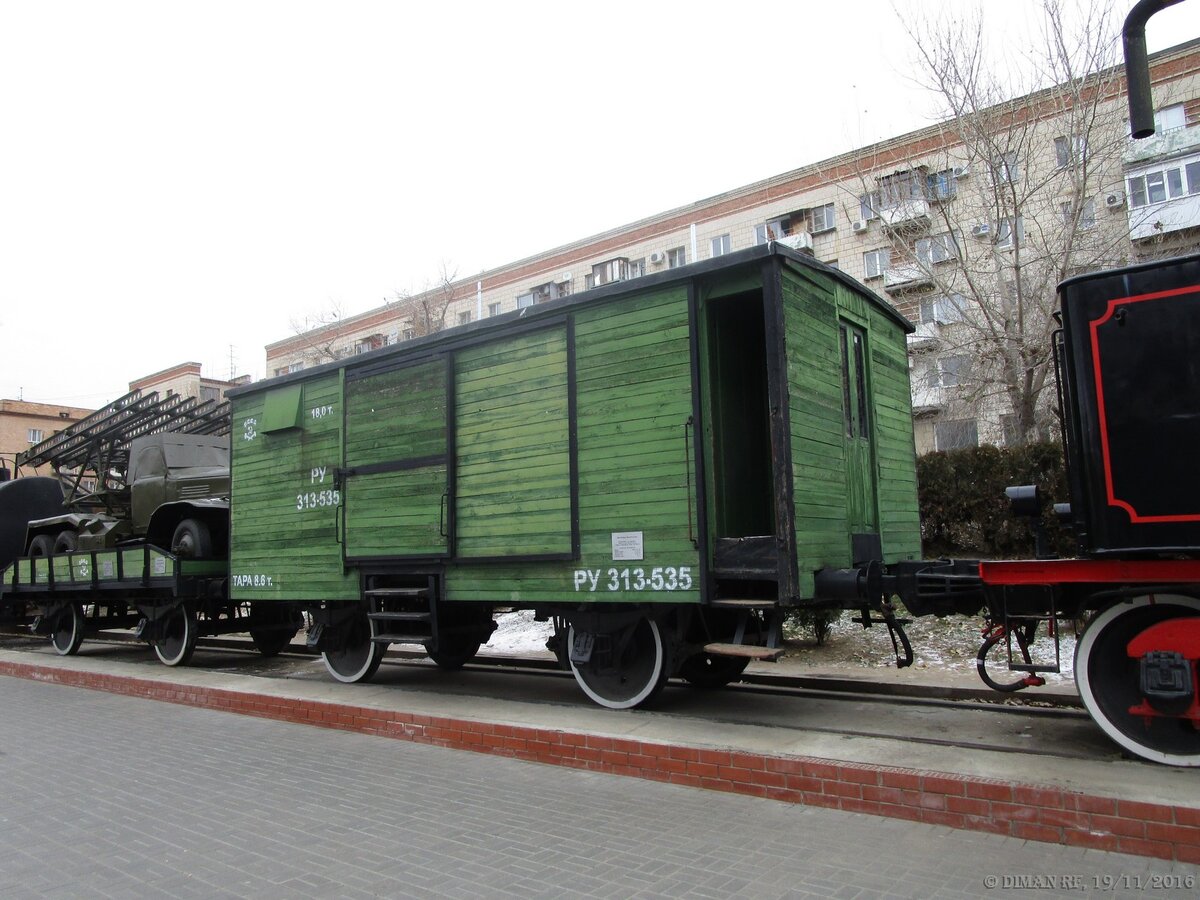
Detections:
129,362,250,405
0,400,94,477
267,39,1200,454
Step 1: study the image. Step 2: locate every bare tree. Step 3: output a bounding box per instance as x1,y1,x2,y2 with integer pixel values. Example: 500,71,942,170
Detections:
389,261,461,339
287,299,351,365
857,0,1137,445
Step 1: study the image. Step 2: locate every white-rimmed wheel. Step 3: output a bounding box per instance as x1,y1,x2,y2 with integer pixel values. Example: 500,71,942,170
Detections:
569,617,669,710
50,602,85,656
321,608,384,684
154,603,198,667
1076,594,1200,766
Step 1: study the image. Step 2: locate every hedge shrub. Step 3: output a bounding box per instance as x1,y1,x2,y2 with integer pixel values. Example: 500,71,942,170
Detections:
916,441,1074,559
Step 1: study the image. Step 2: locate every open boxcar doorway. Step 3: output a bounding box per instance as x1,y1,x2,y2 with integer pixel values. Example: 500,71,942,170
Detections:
699,288,780,596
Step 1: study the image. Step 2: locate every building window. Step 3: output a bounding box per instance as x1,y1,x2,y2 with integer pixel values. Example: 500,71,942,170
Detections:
754,217,789,245
808,203,836,233
1054,134,1088,168
996,216,1024,249
935,418,979,451
879,170,927,207
1128,163,1198,208
27,428,44,444
516,293,536,309
863,248,890,279
919,294,965,325
354,334,386,355
1060,198,1096,230
859,191,880,220
487,302,502,317
929,355,971,388
710,234,731,257
926,169,958,201
916,232,958,265
667,247,686,268
628,258,646,279
991,151,1021,185
457,311,472,326
1156,104,1186,132
200,386,221,403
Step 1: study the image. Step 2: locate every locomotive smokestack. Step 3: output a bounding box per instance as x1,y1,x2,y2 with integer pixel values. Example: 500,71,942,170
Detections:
1124,0,1185,138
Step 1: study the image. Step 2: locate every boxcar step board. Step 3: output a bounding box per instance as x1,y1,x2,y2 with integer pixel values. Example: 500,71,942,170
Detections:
371,634,432,646
365,588,429,599
703,643,784,661
368,611,431,622
710,599,777,609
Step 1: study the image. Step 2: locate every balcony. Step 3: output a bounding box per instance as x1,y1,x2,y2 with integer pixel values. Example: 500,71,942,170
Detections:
1124,124,1200,165
879,199,931,230
884,263,932,291
906,322,940,353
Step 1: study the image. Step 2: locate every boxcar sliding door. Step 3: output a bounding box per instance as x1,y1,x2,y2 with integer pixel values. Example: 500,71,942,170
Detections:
341,356,451,560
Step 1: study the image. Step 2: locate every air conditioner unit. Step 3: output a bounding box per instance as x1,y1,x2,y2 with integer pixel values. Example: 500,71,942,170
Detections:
971,222,991,239
851,219,869,234
952,165,969,178
559,271,572,282
1105,191,1126,209
649,250,666,264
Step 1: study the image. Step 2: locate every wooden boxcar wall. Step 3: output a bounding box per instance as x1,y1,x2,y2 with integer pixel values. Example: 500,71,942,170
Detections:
228,248,921,609
780,261,921,599
229,283,704,606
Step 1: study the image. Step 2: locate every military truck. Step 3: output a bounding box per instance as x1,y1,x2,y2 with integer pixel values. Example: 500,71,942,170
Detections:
2,391,299,663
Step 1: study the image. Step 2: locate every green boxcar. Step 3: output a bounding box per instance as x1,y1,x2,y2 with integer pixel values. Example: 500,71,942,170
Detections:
228,244,920,707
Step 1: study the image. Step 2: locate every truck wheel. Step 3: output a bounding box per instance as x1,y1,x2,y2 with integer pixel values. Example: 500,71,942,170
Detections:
53,530,77,554
28,535,55,557
171,519,212,559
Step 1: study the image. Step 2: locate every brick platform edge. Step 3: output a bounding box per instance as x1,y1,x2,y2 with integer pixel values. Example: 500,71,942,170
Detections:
5,660,1199,863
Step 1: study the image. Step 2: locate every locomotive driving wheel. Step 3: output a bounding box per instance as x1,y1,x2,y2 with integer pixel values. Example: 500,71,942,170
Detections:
321,608,384,684
568,616,669,710
50,602,85,656
1076,595,1200,766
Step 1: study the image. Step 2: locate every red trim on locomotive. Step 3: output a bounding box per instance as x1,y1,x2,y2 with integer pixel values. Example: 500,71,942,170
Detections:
1089,284,1200,524
978,558,1200,585
1125,617,1200,727
1127,616,1200,659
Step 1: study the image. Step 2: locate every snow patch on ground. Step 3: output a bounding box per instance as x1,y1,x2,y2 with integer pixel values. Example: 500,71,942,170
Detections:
482,609,554,656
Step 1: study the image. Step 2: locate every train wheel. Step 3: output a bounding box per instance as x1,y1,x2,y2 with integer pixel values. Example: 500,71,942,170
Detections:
171,519,212,559
249,602,301,657
569,617,668,709
28,535,55,557
50,603,85,656
427,637,482,671
1076,595,1200,766
680,652,750,689
321,609,384,683
154,604,198,667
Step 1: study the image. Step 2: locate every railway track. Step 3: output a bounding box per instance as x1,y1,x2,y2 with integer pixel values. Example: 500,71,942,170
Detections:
1,626,1112,766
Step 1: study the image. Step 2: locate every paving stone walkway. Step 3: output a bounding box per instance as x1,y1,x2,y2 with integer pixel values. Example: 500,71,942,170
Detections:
2,676,1197,898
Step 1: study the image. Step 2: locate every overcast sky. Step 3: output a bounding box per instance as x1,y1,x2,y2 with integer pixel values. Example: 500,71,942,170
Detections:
2,0,1197,407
